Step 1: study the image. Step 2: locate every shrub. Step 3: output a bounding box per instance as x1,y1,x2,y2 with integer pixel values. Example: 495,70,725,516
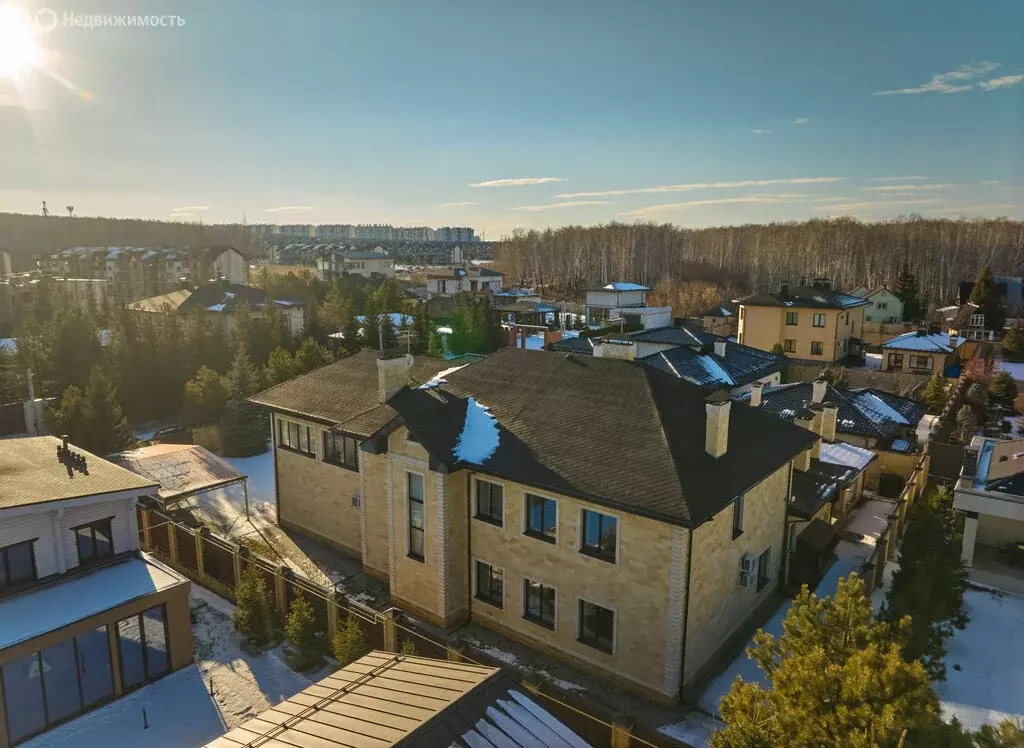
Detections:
400,638,417,656
232,564,274,647
331,614,367,667
990,371,1018,408
284,596,324,671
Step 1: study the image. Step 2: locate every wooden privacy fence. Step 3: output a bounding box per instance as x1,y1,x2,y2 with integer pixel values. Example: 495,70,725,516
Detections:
136,506,683,748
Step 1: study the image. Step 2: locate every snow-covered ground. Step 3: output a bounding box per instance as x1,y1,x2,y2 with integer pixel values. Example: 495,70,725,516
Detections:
864,352,882,371
23,587,328,748
190,450,277,535
937,587,1024,732
996,359,1024,382
659,500,897,746
918,413,939,443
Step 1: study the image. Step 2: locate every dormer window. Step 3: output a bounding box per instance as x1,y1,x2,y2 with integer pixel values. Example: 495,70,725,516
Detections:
970,313,985,327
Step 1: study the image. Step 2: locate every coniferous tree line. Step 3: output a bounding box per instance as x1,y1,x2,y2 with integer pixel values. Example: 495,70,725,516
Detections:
494,218,1024,309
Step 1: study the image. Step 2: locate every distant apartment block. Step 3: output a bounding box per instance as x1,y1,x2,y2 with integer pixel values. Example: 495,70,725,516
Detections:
260,224,477,243
0,436,193,747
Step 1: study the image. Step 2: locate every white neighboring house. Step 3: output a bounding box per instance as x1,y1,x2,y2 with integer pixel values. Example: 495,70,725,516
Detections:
426,267,503,297
315,246,396,281
584,282,672,329
0,436,193,746
209,247,248,285
850,286,904,325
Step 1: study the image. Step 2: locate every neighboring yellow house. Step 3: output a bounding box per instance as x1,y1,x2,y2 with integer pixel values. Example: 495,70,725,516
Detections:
880,329,965,376
252,348,820,703
736,279,869,362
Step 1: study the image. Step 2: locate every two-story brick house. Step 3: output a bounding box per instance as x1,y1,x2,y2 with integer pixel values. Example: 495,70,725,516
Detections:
0,436,193,747
736,279,869,362
253,348,819,702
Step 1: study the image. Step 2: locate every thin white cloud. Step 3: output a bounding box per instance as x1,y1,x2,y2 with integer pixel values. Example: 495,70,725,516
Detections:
171,205,210,212
814,199,948,211
868,176,930,182
169,212,196,219
862,183,954,192
980,74,1024,90
621,196,790,216
264,205,313,213
936,204,1020,214
470,177,566,188
438,201,479,208
749,129,772,134
793,117,810,125
981,180,1002,185
511,201,612,212
874,61,999,95
556,177,845,199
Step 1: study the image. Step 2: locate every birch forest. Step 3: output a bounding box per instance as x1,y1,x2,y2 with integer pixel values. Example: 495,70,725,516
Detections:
493,217,1024,307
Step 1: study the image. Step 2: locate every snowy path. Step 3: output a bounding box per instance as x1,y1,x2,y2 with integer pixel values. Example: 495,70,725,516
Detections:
23,588,329,748
659,499,897,746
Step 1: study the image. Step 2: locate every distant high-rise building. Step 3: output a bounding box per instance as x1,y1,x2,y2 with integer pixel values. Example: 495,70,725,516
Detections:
435,227,476,243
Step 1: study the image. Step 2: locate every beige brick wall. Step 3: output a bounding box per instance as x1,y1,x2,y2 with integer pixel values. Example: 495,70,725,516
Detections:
463,473,684,699
361,451,389,577
683,462,790,686
739,305,864,363
274,414,362,557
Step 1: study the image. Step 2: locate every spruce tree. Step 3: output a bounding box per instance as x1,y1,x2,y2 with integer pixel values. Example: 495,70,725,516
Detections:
970,264,1007,333
921,373,949,415
1003,325,1024,362
881,487,969,681
990,371,1018,408
221,344,268,457
49,384,89,445
284,596,323,671
293,337,333,373
83,366,133,455
955,404,979,443
967,382,989,419
895,260,921,322
379,316,398,351
183,366,228,428
427,328,446,357
232,563,274,647
713,575,950,748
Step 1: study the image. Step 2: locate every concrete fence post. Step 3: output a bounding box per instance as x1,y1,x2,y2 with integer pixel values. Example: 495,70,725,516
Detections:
611,715,635,748
382,609,397,653
327,590,339,639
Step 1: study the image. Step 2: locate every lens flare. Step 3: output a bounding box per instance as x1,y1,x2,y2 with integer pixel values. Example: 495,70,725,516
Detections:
0,4,40,78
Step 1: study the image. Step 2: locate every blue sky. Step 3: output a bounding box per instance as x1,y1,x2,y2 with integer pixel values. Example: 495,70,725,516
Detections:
0,0,1021,237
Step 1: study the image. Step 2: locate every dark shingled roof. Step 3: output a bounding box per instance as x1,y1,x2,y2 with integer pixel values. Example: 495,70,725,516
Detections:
638,339,783,389
629,325,714,347
701,304,735,317
790,469,836,519
549,336,596,355
740,382,925,439
736,286,869,310
374,348,816,528
249,349,456,437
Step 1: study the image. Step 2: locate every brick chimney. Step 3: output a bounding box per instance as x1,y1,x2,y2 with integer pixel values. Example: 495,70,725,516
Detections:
714,339,727,357
821,404,838,443
749,380,765,407
811,376,828,404
794,406,820,464
377,350,413,403
705,390,731,458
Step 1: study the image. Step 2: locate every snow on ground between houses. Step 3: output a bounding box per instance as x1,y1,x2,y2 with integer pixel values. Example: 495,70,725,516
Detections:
937,587,1024,732
192,449,277,533
23,587,329,748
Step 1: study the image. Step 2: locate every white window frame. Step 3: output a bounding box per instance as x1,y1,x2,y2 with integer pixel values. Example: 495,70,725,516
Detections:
522,575,558,631
970,313,985,327
812,313,826,328
472,557,505,609
576,595,618,655
405,469,427,562
576,505,621,565
473,476,506,528
522,490,559,545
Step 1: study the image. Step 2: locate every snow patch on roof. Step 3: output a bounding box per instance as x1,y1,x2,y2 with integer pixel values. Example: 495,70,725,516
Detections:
454,397,500,464
882,331,964,352
418,364,467,390
820,441,876,472
603,282,649,292
0,337,16,353
696,354,736,386
852,391,910,425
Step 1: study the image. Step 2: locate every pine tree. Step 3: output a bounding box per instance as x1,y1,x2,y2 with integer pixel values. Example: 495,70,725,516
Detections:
331,614,367,667
955,404,979,444
921,374,949,415
183,366,228,428
967,382,989,418
881,487,969,681
49,384,89,444
975,720,1024,747
411,301,431,354
379,316,397,351
221,344,268,457
1003,325,1024,362
83,366,133,455
714,575,949,747
232,563,274,647
341,316,362,354
264,347,298,385
896,260,921,322
970,264,1007,333
427,327,446,357
284,596,323,671
293,337,333,373
990,371,1018,407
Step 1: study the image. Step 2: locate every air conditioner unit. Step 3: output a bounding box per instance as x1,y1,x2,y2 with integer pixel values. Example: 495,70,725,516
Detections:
738,554,756,588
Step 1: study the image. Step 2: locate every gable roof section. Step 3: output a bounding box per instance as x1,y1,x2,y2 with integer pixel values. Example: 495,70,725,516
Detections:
638,339,783,389
742,381,925,439
250,350,455,437
736,286,869,310
629,325,713,347
701,304,734,317
882,330,965,353
377,349,815,527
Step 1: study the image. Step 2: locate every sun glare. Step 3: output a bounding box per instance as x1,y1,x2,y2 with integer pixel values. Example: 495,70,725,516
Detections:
0,4,40,78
